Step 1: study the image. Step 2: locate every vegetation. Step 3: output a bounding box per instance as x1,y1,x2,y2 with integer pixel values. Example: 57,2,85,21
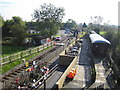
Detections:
98,25,120,71
11,17,27,45
2,46,52,74
2,45,29,56
89,16,103,33
82,22,87,28
99,31,106,36
0,15,4,28
2,16,27,45
32,3,65,38
62,19,78,30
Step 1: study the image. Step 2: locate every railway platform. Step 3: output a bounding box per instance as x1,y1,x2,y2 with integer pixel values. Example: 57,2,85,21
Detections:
62,36,111,89
73,38,92,88
62,37,92,88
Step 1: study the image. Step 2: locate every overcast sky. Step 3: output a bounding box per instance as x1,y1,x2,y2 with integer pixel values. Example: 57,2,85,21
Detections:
0,0,119,25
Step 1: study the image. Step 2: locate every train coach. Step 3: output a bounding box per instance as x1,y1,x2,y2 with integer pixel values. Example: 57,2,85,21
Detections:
89,33,111,57
89,30,97,34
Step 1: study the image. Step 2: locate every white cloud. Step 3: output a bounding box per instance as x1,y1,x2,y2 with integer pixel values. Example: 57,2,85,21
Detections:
0,0,119,25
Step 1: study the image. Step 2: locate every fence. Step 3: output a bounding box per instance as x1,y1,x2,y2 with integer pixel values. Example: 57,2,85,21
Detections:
1,41,54,66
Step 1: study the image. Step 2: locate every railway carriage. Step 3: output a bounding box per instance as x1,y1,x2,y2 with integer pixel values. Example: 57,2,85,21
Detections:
89,30,97,34
89,33,111,57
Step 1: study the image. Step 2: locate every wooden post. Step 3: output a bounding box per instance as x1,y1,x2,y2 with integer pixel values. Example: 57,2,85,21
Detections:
43,44,44,50
9,55,12,62
20,52,23,58
47,43,49,48
37,47,39,53
29,49,31,55
51,42,52,47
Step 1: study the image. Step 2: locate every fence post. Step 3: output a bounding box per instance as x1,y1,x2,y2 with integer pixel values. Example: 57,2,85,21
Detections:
37,47,39,53
29,49,32,55
51,42,53,47
43,44,44,50
9,55,12,62
20,52,23,58
47,43,48,48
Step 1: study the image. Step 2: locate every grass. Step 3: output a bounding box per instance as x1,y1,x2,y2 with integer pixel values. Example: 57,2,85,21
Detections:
80,32,86,38
1,46,52,74
99,31,107,36
2,45,30,57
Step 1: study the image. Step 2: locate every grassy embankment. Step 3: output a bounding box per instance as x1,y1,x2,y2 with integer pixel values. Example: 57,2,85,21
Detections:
2,46,33,57
99,31,107,36
1,46,52,74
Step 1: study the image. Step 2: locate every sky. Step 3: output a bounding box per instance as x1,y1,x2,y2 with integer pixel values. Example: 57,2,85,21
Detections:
0,0,119,25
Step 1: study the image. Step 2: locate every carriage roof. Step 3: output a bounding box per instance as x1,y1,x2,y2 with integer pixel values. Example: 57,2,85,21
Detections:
89,34,111,44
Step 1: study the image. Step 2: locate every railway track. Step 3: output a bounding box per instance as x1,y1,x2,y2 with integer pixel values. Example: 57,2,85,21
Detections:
1,46,60,82
0,36,72,89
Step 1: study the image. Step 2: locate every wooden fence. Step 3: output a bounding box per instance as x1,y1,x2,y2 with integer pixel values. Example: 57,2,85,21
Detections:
1,41,54,66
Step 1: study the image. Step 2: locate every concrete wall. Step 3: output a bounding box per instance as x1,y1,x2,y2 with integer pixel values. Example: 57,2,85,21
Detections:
56,56,77,89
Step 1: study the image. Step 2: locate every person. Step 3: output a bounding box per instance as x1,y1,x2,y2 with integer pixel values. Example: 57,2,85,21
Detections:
54,42,56,46
65,50,67,54
16,78,20,85
43,66,49,75
40,68,44,76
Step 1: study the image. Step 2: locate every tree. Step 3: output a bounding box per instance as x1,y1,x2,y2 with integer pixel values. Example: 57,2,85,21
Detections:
63,19,78,30
90,16,103,33
2,19,13,37
90,16,103,26
10,16,27,45
83,22,87,28
88,23,94,30
32,3,65,38
0,15,4,28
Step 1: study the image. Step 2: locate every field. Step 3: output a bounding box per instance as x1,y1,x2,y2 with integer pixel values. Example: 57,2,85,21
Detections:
99,31,107,36
1,46,52,74
2,45,30,57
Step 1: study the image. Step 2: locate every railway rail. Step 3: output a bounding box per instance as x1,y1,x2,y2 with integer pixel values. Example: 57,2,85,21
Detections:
0,37,71,89
1,46,58,81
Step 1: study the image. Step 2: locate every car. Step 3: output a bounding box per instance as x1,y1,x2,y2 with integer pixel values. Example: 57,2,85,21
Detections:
73,47,79,50
65,29,71,34
56,42,65,46
71,48,78,53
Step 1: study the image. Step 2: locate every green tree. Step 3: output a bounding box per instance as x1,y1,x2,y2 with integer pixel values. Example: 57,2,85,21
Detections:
63,19,78,29
90,16,103,33
83,22,87,28
88,23,94,30
2,19,14,37
10,16,27,45
90,16,103,26
32,3,65,38
0,15,4,28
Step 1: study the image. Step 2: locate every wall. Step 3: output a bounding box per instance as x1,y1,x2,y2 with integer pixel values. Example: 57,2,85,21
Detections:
56,56,77,89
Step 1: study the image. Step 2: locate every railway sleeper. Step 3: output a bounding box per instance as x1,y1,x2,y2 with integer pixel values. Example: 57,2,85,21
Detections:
15,70,21,73
22,67,27,69
11,72,17,75
8,74,14,77
5,76,13,80
3,77,9,80
1,47,58,82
